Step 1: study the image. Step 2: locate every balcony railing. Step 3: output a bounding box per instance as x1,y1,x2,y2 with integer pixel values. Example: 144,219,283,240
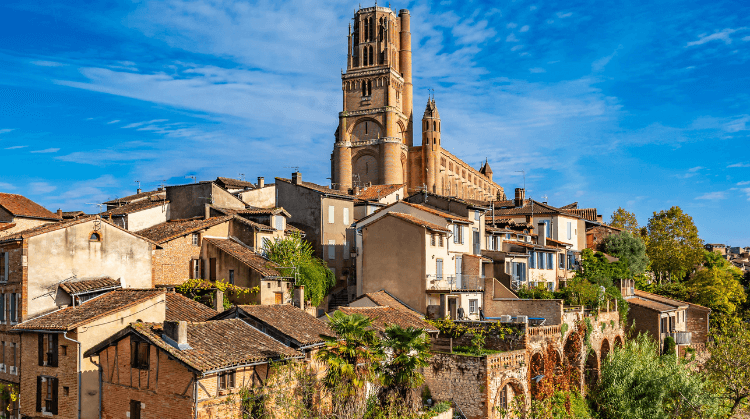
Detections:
426,274,485,291
670,331,692,345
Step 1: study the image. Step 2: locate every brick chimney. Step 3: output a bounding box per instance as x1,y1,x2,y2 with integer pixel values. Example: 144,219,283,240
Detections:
292,172,302,185
514,188,525,207
537,221,547,247
293,285,305,311
56,209,63,219
214,289,224,313
163,321,190,350
257,176,264,188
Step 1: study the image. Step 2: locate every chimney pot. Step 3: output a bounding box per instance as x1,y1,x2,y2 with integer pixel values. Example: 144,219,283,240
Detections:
163,321,189,349
214,289,224,313
257,177,265,188
292,172,302,185
56,209,63,218
514,188,525,207
137,188,142,194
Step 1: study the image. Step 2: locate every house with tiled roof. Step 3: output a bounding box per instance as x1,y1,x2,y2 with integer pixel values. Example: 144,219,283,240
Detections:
165,181,246,221
103,188,166,210
348,289,425,319
165,290,218,322
210,205,292,241
12,289,167,419
352,184,405,220
333,306,439,336
276,172,357,310
86,318,301,419
214,176,256,193
0,192,60,238
234,176,276,207
100,195,170,231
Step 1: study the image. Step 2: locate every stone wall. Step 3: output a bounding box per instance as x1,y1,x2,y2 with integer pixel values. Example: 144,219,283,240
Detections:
483,298,563,325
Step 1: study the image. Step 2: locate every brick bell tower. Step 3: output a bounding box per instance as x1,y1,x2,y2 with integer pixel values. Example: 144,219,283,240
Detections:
332,5,414,191
421,98,441,194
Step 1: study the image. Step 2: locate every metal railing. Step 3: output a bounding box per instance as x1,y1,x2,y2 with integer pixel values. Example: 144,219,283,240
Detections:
670,331,692,345
426,274,485,291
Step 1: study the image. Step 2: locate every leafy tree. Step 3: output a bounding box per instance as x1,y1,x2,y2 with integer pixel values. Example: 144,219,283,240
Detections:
578,248,631,281
609,207,640,235
264,233,335,306
377,325,432,411
645,206,704,284
684,266,746,319
317,311,380,392
592,333,723,419
705,324,750,416
517,284,556,299
603,231,650,275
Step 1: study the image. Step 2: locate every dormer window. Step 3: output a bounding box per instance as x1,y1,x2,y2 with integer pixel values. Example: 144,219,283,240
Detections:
89,232,101,242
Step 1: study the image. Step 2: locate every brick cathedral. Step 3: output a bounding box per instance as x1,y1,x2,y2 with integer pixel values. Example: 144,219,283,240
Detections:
331,6,505,201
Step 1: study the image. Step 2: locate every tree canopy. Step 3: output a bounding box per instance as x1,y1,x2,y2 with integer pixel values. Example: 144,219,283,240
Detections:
705,324,750,415
263,233,335,306
645,206,704,283
609,207,640,236
603,231,650,276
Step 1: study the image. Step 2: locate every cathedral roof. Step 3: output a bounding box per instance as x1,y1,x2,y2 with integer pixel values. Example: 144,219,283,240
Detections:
479,158,493,175
423,98,440,119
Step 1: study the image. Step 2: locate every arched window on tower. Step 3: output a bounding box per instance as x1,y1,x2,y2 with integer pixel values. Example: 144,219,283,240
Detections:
369,46,374,65
364,18,369,42
363,48,368,67
433,121,436,131
362,81,367,97
379,18,384,41
367,80,372,96
370,17,375,42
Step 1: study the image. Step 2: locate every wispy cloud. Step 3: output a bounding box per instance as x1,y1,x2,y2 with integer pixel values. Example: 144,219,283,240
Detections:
31,60,65,67
0,182,15,191
741,188,750,201
107,120,120,124
737,181,750,185
506,33,519,42
686,27,747,47
696,191,726,200
520,25,530,33
529,67,546,73
30,182,57,194
728,162,750,168
30,148,60,153
0,129,15,135
556,12,573,18
4,145,28,150
676,166,704,178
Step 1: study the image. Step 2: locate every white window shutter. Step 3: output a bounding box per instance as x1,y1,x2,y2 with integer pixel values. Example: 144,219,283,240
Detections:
343,208,350,225
328,206,335,224
328,240,335,260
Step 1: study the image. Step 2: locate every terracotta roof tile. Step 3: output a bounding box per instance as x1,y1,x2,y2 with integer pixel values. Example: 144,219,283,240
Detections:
381,212,450,233
633,290,689,309
402,202,469,222
59,277,121,296
0,223,16,232
215,177,256,190
213,206,291,218
102,198,168,216
0,193,59,220
165,293,218,322
203,238,284,277
560,202,578,209
236,304,333,346
355,184,403,201
565,208,598,222
627,297,678,312
337,306,438,334
13,289,165,331
61,211,86,219
276,177,353,198
131,319,301,372
135,216,233,243
362,290,424,317
103,190,165,206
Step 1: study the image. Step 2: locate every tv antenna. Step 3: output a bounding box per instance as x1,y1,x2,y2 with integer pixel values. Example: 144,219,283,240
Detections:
135,180,141,190
185,175,197,183
238,173,245,181
284,166,300,172
86,202,105,213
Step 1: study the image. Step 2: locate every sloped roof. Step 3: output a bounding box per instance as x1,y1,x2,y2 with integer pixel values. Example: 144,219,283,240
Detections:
632,289,693,310
361,290,424,318
627,297,677,312
13,289,165,331
213,206,291,218
102,198,168,216
336,306,438,334
357,200,469,226
380,212,451,233
275,177,353,198
215,177,256,190
135,216,233,243
165,292,218,322
565,208,598,222
235,304,333,346
59,277,121,296
355,184,403,201
0,215,160,247
203,238,284,277
103,190,165,206
0,193,58,220
129,319,301,373
560,202,578,209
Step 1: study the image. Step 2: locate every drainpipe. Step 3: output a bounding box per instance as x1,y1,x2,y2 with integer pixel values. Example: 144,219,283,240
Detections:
89,356,103,419
63,331,82,419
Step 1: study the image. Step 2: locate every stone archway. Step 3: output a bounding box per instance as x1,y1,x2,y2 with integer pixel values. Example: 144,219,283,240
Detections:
585,350,599,387
601,339,611,361
493,379,527,419
352,149,380,185
563,327,584,388
614,335,624,348
530,351,544,380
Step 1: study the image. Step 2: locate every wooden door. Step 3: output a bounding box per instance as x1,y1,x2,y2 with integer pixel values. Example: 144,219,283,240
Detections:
209,258,217,281
274,292,283,305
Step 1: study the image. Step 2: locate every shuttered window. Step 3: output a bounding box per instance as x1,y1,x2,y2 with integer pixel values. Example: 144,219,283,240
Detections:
328,240,335,260
0,252,7,282
343,208,350,225
328,206,335,224
547,253,554,270
567,222,572,240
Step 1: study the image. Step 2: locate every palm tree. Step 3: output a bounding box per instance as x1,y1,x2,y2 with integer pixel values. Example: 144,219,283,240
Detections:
317,311,380,391
377,325,432,409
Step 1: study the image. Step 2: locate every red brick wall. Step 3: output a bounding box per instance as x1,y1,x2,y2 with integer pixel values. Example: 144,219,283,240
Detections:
685,304,710,344
152,235,201,286
627,304,661,343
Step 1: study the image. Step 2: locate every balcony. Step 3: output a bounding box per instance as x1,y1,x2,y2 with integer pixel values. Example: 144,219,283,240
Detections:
669,331,692,345
426,274,485,292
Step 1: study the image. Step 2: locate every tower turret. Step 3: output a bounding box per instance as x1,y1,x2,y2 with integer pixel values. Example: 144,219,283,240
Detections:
480,158,493,183
421,98,441,193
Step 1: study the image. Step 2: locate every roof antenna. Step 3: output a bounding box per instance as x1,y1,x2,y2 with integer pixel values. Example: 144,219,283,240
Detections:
135,180,141,194
86,202,105,213
238,173,245,181
185,175,197,184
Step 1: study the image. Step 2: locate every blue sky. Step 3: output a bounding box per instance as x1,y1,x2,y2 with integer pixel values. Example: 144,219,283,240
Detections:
0,0,748,244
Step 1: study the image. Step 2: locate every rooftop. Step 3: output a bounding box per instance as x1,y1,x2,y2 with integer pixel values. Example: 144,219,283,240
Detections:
276,177,354,198
355,184,403,201
203,237,284,277
103,190,165,206
234,304,334,346
380,212,451,233
212,206,291,218
0,193,59,220
165,292,218,322
336,306,438,334
215,177,256,190
359,289,424,318
135,216,233,243
58,277,121,296
101,197,168,216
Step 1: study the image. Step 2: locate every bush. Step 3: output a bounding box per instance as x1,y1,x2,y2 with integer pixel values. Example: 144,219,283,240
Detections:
662,336,676,356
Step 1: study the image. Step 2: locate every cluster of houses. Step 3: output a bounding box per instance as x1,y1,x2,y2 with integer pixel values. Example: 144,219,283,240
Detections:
0,173,712,419
705,243,750,275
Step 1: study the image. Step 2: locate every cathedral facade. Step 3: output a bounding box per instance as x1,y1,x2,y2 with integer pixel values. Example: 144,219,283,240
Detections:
331,6,504,201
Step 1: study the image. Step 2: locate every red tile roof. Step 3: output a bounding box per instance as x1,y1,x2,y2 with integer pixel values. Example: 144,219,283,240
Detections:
213,206,291,218
236,304,334,346
130,319,301,372
275,177,353,198
215,177,256,190
0,193,59,220
103,190,165,206
203,238,285,277
361,290,424,318
165,292,218,322
135,216,233,243
13,289,165,331
355,184,403,201
336,306,438,334
565,208,598,222
382,212,450,233
0,223,16,232
59,277,121,296
102,198,168,216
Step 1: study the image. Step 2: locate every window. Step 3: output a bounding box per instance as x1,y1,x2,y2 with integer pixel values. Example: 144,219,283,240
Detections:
396,194,400,201
469,299,478,314
661,317,667,334
567,222,572,240
343,208,350,225
529,252,536,269
39,334,58,367
453,225,464,244
0,341,4,372
506,233,511,240
192,259,200,279
130,340,150,370
10,343,16,375
328,206,335,224
542,220,551,238
89,232,101,242
9,294,16,324
275,216,284,231
539,252,546,270
0,293,4,324
438,235,444,247
219,370,236,390
430,234,436,246
228,270,234,285
474,211,480,221
192,233,199,246
0,252,7,282
328,240,335,260
559,253,565,269
547,253,554,270
344,241,350,260
129,400,141,419
363,47,368,67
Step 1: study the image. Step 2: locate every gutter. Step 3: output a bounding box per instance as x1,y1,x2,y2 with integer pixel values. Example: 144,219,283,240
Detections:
63,331,82,419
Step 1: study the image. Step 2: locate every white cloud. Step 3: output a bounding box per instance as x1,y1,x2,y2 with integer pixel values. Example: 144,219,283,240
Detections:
529,67,546,73
0,129,15,134
31,60,65,67
30,182,57,194
107,120,121,124
4,145,27,150
0,182,15,190
520,25,530,32
686,28,747,47
556,12,573,18
506,22,517,28
737,181,750,185
696,191,726,200
30,148,60,153
592,46,622,72
511,45,524,51
728,162,750,168
742,188,750,201
506,33,519,42
530,5,537,11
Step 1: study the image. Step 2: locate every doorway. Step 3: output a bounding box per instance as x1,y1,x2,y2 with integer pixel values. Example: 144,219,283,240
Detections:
448,297,457,319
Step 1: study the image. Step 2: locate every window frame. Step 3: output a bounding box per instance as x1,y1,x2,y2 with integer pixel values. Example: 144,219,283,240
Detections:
343,208,350,225
327,240,335,260
130,340,150,370
218,370,236,390
192,233,200,246
328,206,335,224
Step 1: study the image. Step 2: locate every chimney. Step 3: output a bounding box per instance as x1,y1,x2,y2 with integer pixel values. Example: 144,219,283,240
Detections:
293,285,305,311
257,176,265,188
56,209,63,218
352,186,361,196
597,215,603,222
537,221,546,247
214,289,224,313
163,321,190,350
514,188,525,207
137,187,142,194
292,172,302,185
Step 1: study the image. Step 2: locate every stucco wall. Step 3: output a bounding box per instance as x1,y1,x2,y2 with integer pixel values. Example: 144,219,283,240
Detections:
27,221,154,318
238,184,276,208
127,203,170,231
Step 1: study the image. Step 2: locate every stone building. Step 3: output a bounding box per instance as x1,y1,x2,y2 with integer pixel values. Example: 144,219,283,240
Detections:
331,7,504,201
0,193,59,238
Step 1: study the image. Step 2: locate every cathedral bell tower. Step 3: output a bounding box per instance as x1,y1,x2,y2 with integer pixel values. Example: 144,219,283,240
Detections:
421,98,441,193
332,6,413,191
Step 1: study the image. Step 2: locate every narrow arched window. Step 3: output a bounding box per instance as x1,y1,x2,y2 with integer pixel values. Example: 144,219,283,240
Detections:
367,80,372,96
370,17,375,41
433,121,436,131
438,122,440,132
362,81,367,96
364,18,369,42
369,46,374,65
363,48,368,67
90,232,101,242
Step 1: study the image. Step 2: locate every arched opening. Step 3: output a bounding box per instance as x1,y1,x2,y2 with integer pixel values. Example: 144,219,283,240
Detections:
494,380,526,418
614,335,624,348
369,46,374,65
363,48,368,68
601,339,611,361
370,17,374,41
89,232,101,242
364,17,369,42
585,351,599,387
564,329,583,388
433,121,436,131
530,351,544,382
353,153,379,185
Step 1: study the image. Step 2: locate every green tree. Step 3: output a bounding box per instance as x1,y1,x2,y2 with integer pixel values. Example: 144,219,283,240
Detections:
592,333,723,419
317,311,380,391
609,207,640,235
377,325,432,411
705,324,750,416
684,266,746,319
603,231,650,275
263,233,335,306
646,206,704,283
